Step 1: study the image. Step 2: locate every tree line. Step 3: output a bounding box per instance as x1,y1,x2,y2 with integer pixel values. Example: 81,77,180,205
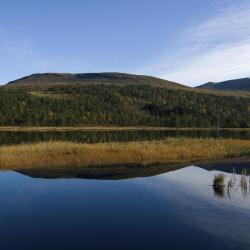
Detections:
0,84,249,127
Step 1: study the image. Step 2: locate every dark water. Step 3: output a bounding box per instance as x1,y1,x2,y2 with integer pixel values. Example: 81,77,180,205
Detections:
1,129,250,145
1,162,250,250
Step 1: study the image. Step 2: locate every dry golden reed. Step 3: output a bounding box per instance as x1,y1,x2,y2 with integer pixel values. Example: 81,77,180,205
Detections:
0,138,250,169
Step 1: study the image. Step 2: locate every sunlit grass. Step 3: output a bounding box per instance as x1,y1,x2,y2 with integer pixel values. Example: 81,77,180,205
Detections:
0,138,250,169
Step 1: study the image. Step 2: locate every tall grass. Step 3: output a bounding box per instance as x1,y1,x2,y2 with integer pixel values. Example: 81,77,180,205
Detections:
0,138,250,169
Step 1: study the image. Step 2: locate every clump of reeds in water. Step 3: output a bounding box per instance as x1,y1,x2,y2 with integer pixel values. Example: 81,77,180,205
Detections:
227,168,236,198
213,173,225,198
214,168,250,199
213,173,225,187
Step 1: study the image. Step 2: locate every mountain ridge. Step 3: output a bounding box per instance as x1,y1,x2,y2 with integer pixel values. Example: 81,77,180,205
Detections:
197,78,250,92
6,72,188,90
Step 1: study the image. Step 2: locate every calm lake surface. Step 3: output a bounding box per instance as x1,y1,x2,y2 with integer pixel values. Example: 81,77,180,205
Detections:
1,162,250,250
1,129,250,145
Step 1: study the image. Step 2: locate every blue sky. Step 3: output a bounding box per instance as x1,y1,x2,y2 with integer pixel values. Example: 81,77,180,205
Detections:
1,0,250,86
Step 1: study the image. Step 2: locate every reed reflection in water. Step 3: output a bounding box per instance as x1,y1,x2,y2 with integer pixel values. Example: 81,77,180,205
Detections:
213,168,250,199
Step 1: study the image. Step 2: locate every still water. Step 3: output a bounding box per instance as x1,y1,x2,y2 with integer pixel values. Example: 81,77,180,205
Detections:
1,129,250,145
0,162,250,250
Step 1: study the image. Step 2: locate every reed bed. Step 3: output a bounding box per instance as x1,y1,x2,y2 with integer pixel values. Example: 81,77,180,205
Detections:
0,138,250,169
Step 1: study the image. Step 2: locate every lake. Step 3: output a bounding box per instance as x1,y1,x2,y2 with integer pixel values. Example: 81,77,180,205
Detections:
1,129,250,145
1,162,250,250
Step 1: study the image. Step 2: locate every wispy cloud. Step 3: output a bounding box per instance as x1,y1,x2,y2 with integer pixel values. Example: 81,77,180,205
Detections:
146,1,250,86
189,2,250,43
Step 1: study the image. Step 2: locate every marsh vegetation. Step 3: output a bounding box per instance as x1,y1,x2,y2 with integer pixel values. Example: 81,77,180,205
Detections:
1,138,250,169
213,173,225,197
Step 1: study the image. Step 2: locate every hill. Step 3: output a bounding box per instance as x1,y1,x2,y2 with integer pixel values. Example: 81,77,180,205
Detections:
0,73,250,128
6,72,188,90
197,78,250,92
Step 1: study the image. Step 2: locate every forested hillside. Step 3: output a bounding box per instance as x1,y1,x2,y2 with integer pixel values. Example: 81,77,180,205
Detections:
0,83,249,128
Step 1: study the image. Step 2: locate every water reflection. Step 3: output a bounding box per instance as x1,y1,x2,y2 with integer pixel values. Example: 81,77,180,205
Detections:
16,164,185,180
15,160,250,202
212,168,250,199
1,129,250,145
0,162,250,250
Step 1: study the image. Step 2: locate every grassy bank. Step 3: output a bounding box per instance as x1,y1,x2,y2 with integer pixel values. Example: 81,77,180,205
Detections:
0,138,250,169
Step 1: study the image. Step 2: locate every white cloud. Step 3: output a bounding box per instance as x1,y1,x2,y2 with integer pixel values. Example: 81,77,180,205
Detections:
164,41,250,85
146,1,250,86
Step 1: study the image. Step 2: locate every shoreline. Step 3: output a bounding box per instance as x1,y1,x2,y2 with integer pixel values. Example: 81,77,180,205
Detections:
0,126,249,132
